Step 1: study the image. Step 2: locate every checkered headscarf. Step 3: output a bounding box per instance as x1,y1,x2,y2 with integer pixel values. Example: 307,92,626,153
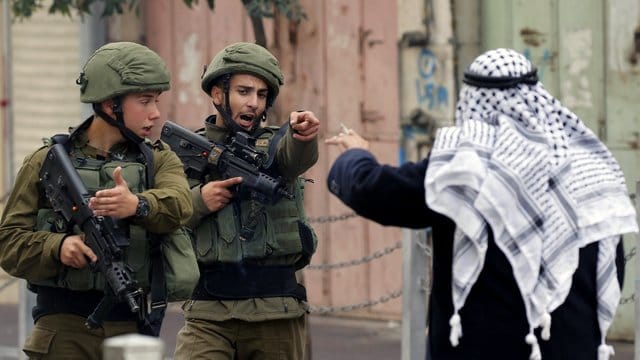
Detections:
424,48,638,360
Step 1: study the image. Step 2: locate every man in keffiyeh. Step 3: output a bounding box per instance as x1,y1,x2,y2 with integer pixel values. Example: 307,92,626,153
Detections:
325,48,638,360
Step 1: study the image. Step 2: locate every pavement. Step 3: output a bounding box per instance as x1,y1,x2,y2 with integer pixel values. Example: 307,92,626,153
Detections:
0,303,634,359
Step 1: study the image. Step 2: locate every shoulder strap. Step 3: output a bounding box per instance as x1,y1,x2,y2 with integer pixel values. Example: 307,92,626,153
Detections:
137,141,168,337
51,134,70,146
262,122,290,172
138,142,155,188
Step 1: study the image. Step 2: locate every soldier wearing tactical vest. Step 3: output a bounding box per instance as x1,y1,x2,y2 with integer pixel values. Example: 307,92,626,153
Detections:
173,42,319,359
0,42,193,359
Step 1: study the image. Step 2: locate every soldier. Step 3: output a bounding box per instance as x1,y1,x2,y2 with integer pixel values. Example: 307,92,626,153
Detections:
173,42,319,360
0,42,193,359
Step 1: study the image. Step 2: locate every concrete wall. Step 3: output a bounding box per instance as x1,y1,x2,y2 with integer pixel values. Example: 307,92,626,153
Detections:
0,2,83,306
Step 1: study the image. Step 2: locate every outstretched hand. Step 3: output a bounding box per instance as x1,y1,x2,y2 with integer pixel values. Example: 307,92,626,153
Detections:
289,110,320,142
325,127,370,151
88,166,139,218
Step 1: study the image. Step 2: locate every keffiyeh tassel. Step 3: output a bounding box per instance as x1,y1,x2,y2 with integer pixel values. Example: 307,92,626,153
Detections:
449,312,462,346
540,312,551,340
525,331,541,360
598,342,614,360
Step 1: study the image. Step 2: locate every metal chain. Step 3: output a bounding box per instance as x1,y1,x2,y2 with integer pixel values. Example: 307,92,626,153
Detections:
414,236,432,257
307,212,358,224
309,289,403,314
303,213,431,313
619,246,638,304
620,293,635,305
307,240,402,270
624,246,636,264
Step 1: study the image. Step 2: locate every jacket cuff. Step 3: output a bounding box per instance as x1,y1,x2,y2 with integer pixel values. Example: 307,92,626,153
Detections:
188,185,210,228
47,233,68,262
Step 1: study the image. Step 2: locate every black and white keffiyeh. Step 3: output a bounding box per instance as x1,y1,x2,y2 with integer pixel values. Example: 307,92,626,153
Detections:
424,48,638,360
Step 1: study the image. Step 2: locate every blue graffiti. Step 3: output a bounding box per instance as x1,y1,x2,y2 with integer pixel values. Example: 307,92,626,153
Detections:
418,48,436,78
523,48,552,81
415,48,449,110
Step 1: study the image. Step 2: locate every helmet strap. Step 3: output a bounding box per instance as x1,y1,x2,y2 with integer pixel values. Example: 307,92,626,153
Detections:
92,98,144,144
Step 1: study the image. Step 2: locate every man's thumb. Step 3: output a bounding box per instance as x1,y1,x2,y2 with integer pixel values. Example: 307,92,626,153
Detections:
113,166,127,186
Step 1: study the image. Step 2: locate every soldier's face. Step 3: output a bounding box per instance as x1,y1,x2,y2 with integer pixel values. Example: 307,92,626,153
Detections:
212,74,268,131
121,92,162,138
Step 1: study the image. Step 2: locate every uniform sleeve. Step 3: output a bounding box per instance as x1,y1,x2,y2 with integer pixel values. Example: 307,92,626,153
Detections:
274,126,319,179
135,148,193,234
327,148,435,229
0,149,66,281
186,185,210,230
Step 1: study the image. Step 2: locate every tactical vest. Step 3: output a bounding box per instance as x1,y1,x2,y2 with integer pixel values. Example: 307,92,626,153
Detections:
192,126,318,269
32,146,151,292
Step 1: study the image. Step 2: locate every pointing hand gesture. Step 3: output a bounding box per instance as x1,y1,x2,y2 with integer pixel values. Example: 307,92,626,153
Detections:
201,177,243,213
289,110,320,142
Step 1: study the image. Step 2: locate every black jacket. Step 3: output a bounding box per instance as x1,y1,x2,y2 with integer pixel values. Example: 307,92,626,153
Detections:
327,148,624,360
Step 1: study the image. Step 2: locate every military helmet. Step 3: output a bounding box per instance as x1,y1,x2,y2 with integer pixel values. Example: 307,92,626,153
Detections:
77,42,170,103
201,42,284,100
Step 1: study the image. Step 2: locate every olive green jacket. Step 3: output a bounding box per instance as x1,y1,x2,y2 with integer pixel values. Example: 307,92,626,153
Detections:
186,120,318,322
188,120,318,229
0,126,193,283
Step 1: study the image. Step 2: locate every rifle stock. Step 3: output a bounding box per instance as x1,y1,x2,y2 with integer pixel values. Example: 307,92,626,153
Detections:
161,120,293,205
39,143,143,328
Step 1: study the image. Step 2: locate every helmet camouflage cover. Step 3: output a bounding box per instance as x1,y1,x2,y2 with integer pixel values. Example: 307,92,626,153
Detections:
77,42,170,103
201,42,284,101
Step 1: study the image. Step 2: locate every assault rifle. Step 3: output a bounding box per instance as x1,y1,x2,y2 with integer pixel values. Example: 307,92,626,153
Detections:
161,120,293,206
39,143,144,329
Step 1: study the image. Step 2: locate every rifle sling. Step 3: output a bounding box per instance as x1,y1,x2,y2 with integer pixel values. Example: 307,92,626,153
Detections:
260,122,289,172
137,142,168,335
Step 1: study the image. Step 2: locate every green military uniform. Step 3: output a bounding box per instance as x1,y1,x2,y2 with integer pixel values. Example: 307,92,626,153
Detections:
174,41,318,360
174,117,318,360
0,42,193,360
0,125,192,360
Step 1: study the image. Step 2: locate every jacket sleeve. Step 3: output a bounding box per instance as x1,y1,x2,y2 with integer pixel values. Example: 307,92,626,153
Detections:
327,148,436,229
0,149,66,281
135,147,193,234
186,184,209,230
274,126,319,179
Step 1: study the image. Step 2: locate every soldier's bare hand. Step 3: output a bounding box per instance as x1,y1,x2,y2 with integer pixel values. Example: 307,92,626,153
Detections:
89,166,138,218
60,234,98,269
289,110,320,142
201,177,243,212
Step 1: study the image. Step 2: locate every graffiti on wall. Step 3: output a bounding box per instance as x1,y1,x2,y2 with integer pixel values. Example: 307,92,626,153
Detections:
415,48,448,110
523,47,552,82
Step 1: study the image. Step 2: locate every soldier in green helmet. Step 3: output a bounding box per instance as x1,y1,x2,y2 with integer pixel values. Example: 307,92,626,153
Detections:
173,42,320,359
0,42,193,359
